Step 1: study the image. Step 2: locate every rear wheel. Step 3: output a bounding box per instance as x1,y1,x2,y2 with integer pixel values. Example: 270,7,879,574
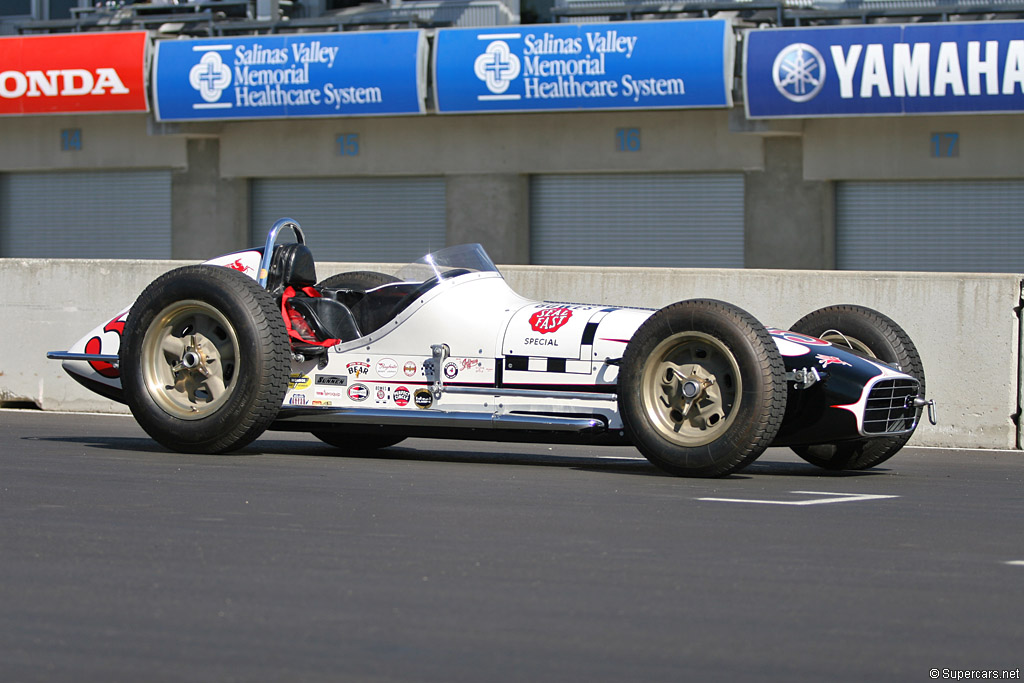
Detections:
618,299,786,477
120,265,290,453
788,304,924,470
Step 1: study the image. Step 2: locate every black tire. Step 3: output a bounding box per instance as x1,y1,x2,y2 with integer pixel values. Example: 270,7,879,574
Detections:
317,270,399,291
120,265,290,454
619,299,787,477
312,431,405,451
788,304,925,471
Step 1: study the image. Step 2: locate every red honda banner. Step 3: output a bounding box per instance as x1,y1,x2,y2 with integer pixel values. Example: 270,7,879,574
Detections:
0,31,149,115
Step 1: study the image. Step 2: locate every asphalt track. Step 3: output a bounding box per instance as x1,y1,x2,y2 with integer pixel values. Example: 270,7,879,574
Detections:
2,409,1022,683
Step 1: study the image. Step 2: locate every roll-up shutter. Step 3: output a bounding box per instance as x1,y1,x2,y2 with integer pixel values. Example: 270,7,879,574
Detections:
251,177,446,263
0,171,171,258
837,180,1024,273
530,173,744,267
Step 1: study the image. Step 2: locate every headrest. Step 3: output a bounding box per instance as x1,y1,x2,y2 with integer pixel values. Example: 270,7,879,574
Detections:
268,243,317,292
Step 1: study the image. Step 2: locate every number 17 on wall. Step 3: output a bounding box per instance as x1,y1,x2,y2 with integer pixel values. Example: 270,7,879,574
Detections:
930,132,959,158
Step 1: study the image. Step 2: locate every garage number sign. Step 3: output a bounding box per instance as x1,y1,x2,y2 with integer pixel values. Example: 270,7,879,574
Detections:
153,31,427,121
433,20,734,113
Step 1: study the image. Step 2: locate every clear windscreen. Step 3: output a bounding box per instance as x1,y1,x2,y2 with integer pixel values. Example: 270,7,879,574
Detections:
393,243,499,284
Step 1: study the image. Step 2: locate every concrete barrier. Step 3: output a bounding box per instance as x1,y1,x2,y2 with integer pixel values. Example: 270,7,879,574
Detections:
3,257,1019,451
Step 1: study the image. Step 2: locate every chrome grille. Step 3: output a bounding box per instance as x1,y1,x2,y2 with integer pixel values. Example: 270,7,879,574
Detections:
863,378,921,435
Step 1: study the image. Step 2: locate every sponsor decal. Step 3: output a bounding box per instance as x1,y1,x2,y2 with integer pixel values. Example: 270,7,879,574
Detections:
524,337,559,346
315,374,347,386
315,388,344,399
312,399,333,406
375,385,390,404
434,20,732,113
152,32,426,121
0,32,149,116
226,258,255,275
393,386,411,407
443,362,459,379
530,306,573,334
289,393,308,405
376,357,399,379
413,388,433,409
346,361,370,378
816,354,852,368
289,374,312,390
460,358,483,372
348,383,369,401
84,313,126,379
746,23,1024,118
403,361,418,377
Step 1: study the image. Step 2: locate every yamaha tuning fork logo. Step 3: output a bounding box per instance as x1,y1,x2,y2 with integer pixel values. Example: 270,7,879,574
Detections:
772,43,826,103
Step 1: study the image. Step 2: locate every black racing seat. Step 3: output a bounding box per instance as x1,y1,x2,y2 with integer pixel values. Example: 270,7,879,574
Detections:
267,243,363,347
266,243,317,295
287,297,362,343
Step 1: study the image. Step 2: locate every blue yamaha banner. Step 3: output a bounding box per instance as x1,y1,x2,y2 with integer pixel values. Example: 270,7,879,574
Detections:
153,31,426,121
745,21,1024,118
434,20,733,113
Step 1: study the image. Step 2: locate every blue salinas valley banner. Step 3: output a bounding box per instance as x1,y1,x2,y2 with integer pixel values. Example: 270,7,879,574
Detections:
153,31,426,121
433,20,733,113
745,21,1024,118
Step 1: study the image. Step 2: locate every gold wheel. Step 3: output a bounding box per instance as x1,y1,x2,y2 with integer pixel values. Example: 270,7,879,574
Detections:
139,299,240,420
640,331,742,447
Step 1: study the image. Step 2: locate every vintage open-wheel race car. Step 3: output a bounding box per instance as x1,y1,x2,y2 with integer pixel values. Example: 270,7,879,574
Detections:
49,218,935,477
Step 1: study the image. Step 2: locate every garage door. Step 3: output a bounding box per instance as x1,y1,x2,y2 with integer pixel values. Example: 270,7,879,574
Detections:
251,177,446,263
530,173,745,267
837,180,1024,273
0,170,171,258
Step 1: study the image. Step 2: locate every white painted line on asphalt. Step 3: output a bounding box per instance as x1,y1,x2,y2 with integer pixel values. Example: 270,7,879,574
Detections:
697,491,900,506
1004,561,1024,566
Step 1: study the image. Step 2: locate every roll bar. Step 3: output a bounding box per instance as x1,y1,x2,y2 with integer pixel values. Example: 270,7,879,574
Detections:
257,218,305,289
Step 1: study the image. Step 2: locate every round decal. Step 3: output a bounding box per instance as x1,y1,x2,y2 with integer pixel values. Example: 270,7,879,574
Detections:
393,386,411,407
413,388,433,409
403,361,417,377
348,383,369,402
443,362,459,379
376,358,399,379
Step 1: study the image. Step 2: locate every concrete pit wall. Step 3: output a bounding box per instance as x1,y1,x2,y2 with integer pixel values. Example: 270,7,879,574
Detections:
2,257,1019,451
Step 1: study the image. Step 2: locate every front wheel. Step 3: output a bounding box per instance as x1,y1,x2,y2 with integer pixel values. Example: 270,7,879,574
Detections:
120,265,291,453
618,299,787,477
788,304,924,471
